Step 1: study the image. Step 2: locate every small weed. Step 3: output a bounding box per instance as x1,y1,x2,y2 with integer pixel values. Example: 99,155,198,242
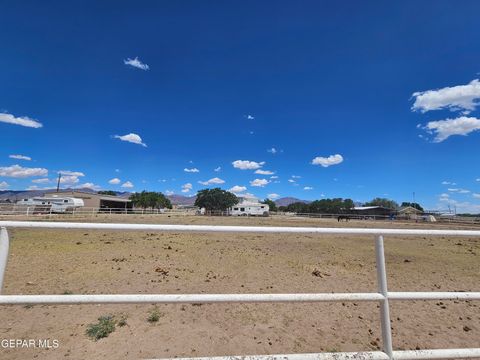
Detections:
116,314,128,327
86,315,116,340
147,307,163,323
63,290,73,295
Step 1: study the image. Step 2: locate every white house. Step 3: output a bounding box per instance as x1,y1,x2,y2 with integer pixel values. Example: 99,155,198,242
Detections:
230,194,269,216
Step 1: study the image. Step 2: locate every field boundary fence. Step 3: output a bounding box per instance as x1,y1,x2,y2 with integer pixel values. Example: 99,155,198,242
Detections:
0,221,479,359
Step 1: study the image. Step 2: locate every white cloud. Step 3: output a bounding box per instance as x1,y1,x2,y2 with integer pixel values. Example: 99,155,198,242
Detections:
184,168,200,173
303,186,314,190
0,112,43,128
9,154,31,161
60,175,80,184
288,179,296,183
181,183,193,193
0,164,48,178
27,185,38,190
214,166,221,172
312,154,344,167
441,181,456,185
250,178,270,187
114,133,147,147
0,181,9,190
229,185,247,193
255,169,274,175
60,170,85,177
198,177,225,186
412,79,480,113
165,190,174,196
267,147,277,154
291,175,301,179
476,178,480,182
422,116,480,142
270,175,279,179
448,188,470,194
246,114,255,120
121,181,134,188
232,160,265,170
124,57,149,71
439,193,450,201
77,182,100,190
108,178,121,185
473,193,480,199
32,178,50,184
267,193,280,200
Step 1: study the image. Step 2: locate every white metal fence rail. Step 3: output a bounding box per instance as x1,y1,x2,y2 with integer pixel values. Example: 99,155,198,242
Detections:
0,221,479,360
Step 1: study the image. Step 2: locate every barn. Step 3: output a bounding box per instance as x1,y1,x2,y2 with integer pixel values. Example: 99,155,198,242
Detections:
351,206,395,217
52,191,132,210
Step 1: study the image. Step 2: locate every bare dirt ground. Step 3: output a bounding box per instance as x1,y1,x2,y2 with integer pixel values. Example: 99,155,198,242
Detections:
0,215,479,360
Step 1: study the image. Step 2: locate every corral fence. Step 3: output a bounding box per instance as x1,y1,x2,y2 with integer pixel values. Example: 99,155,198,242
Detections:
0,221,479,360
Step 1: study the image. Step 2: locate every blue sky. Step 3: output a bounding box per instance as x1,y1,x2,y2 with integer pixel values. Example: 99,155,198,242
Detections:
1,1,480,212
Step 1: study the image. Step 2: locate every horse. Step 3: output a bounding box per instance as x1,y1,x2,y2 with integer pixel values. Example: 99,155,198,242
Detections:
337,215,350,222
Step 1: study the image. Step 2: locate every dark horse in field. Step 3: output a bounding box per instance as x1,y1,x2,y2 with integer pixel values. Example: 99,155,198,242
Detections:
337,215,350,222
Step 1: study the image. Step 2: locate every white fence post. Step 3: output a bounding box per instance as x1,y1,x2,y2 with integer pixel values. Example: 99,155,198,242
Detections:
0,227,9,293
375,235,393,359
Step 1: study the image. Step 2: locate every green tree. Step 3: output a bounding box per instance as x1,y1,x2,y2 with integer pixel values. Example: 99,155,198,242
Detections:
285,202,309,213
98,190,117,196
365,197,399,210
262,198,277,212
129,191,172,209
194,188,238,211
400,202,424,211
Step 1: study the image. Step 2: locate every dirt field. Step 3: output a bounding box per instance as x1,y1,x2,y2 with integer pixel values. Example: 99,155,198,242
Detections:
0,215,479,360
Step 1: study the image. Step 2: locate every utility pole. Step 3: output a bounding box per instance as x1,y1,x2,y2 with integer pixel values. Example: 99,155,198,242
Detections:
56,173,61,193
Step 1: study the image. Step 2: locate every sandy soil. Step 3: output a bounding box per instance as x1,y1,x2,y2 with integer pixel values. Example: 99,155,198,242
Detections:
0,215,479,359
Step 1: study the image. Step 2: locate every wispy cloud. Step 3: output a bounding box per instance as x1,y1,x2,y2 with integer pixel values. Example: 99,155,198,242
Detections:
303,186,313,190
114,133,147,147
184,168,200,173
165,190,174,196
412,79,480,113
246,114,255,120
421,116,480,142
267,193,280,199
0,112,43,128
198,177,225,186
250,178,270,187
448,188,470,194
441,181,456,185
108,178,121,185
9,154,31,161
0,164,48,178
124,57,150,71
214,166,221,172
121,181,134,188
232,160,265,170
255,169,274,175
0,181,9,190
32,178,50,184
311,154,344,167
181,183,193,193
77,182,101,190
267,147,277,154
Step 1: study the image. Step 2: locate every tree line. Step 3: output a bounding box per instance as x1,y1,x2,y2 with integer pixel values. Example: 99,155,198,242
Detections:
125,188,423,213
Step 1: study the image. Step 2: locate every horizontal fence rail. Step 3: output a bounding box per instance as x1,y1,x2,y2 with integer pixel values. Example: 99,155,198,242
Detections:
0,221,479,360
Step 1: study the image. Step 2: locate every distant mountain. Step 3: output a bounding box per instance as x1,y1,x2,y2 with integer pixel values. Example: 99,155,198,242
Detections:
167,194,196,206
274,197,310,207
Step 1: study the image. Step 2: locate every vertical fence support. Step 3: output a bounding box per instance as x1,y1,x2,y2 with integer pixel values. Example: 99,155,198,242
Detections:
0,227,9,293
375,235,393,359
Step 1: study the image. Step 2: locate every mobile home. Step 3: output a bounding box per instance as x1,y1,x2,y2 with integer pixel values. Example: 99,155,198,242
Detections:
17,196,84,213
230,195,269,216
